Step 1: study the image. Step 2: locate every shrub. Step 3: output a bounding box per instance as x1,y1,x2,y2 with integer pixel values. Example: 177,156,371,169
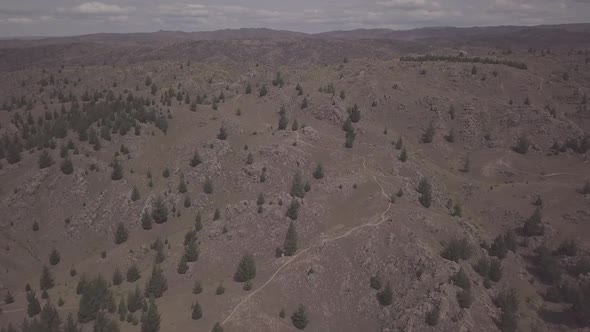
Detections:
513,134,530,154
425,305,440,326
522,208,544,237
441,238,473,262
377,282,393,306
291,304,309,330
370,274,382,290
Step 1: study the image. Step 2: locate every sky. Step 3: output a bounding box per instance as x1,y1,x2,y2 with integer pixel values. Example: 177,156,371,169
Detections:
0,0,589,37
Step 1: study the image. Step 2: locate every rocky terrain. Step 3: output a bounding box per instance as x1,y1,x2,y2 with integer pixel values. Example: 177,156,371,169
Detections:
0,24,589,332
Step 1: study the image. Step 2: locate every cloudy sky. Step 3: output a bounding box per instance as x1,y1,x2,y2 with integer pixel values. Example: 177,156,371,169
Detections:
0,0,589,37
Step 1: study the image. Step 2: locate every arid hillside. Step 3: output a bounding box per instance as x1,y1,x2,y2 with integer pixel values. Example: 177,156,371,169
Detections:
0,25,589,332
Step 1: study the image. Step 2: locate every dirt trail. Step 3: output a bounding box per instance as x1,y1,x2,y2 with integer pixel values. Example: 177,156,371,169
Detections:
220,131,392,326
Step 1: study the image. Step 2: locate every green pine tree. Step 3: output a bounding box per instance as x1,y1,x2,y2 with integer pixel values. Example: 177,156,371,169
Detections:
38,150,53,169
114,222,129,244
141,300,161,332
111,158,124,180
49,249,60,265
283,221,298,256
234,254,256,282
191,301,202,320
291,304,309,330
131,186,140,201
40,265,55,290
151,196,168,224
377,282,393,306
144,265,167,298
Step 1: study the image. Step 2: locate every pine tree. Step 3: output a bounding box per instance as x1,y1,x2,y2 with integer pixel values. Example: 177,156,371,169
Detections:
144,265,167,298
195,212,203,231
246,152,254,165
216,281,225,295
111,158,123,180
141,212,153,230
184,238,199,262
257,193,265,206
151,196,168,224
60,158,73,174
395,136,403,150
290,171,305,198
39,300,61,332
26,291,41,317
513,134,530,154
421,122,435,143
450,268,471,290
191,301,202,320
489,258,503,282
292,118,299,131
212,322,224,332
313,163,324,179
425,305,440,326
259,85,268,97
283,221,298,256
342,117,353,132
127,286,144,313
38,150,53,169
291,304,309,330
177,255,189,274
184,195,191,208
126,264,141,283
203,178,214,194
112,267,123,286
278,107,289,130
417,178,432,208
141,300,161,332
234,254,256,282
349,104,361,123
286,199,300,220
377,282,393,306
213,207,221,221
192,280,203,294
4,291,14,304
178,174,187,193
40,265,55,290
162,168,170,178
63,314,81,332
523,208,544,236
118,297,127,321
114,222,129,244
217,125,228,140
345,129,356,148
190,151,201,167
77,275,110,322
131,186,140,201
49,249,60,265
457,288,473,308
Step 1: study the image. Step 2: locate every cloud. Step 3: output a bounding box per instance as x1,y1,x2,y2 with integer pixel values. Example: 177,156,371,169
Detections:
73,2,135,15
377,0,440,10
0,17,36,24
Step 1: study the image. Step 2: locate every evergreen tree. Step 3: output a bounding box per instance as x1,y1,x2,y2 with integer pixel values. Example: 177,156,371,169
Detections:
523,208,544,236
234,254,256,282
38,150,53,169
283,221,298,256
257,193,265,206
178,174,187,193
93,311,120,332
399,147,408,162
278,107,289,130
131,186,140,201
195,212,203,231
203,178,214,194
292,118,299,131
450,268,471,290
4,291,14,304
377,282,393,306
144,265,167,298
313,163,324,179
114,222,129,244
190,151,201,167
151,196,168,224
39,300,61,332
112,268,123,286
126,264,141,283
513,134,530,154
344,129,356,148
192,281,203,294
246,152,254,165
111,158,123,180
184,195,191,208
118,297,127,321
425,305,439,326
213,208,221,221
141,212,153,230
6,142,21,164
421,122,435,143
489,258,503,282
395,136,403,150
370,274,382,290
215,281,225,295
127,286,144,313
342,117,353,132
77,275,110,322
40,265,55,290
349,104,361,123
217,125,228,140
457,288,473,309
26,291,41,317
417,178,432,208
290,171,305,198
259,85,268,97
49,249,60,265
76,275,88,295
191,301,202,320
291,304,309,330
286,199,300,220
162,168,170,178
60,158,74,174
245,83,252,94
177,255,189,274
184,238,199,262
63,314,82,332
